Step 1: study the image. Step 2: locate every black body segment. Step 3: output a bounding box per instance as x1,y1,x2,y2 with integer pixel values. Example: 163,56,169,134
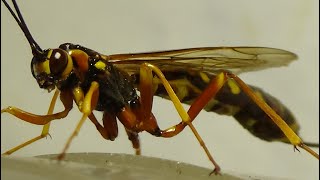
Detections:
1,0,318,174
147,70,299,143
59,43,138,113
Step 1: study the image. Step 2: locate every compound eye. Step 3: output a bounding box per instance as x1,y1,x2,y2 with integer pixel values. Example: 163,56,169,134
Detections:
49,49,68,75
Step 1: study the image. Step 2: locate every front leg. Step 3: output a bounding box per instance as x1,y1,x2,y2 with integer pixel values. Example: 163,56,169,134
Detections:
1,90,60,155
1,90,73,125
57,81,99,160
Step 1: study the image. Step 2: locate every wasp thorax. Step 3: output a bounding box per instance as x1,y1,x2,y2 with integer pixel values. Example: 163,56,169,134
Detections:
31,48,73,92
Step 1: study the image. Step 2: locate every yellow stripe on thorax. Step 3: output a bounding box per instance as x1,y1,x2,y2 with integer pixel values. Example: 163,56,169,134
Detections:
94,61,107,70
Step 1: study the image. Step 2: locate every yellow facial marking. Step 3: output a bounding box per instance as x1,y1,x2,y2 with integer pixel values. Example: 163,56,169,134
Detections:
47,49,53,59
34,49,53,74
94,61,106,70
227,80,241,94
35,59,50,74
43,60,50,74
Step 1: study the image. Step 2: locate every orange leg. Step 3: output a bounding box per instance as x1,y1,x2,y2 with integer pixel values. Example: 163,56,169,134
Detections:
88,110,141,155
1,90,73,125
156,71,319,159
160,72,226,137
138,63,221,175
57,81,99,160
88,111,118,141
226,72,319,159
125,129,141,155
1,89,74,155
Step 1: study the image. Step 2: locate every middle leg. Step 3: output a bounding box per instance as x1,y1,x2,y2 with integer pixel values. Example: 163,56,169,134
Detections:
138,63,222,174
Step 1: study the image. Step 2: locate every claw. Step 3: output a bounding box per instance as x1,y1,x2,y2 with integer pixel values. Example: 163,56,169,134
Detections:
57,153,65,161
293,145,300,152
209,167,221,176
46,133,53,140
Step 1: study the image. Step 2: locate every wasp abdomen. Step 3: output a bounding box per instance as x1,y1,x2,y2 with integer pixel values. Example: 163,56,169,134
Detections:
153,71,299,143
209,81,299,143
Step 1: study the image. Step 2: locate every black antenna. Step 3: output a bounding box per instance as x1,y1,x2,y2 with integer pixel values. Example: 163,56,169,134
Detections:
2,0,43,55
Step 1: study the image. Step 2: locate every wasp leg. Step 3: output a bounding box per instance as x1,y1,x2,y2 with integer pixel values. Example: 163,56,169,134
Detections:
96,104,141,155
225,72,319,159
125,130,141,155
102,111,118,140
157,71,319,160
139,63,221,175
88,111,119,141
1,90,73,125
159,72,227,138
2,90,60,155
57,81,99,160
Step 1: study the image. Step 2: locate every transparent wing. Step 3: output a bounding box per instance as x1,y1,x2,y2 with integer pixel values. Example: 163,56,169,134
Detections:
107,47,297,75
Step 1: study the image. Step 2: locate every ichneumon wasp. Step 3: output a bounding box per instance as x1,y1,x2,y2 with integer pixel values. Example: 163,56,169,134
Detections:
1,0,319,176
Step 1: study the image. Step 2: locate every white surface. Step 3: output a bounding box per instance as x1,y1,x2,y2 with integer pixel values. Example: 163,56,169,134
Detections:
2,153,256,180
1,1,319,180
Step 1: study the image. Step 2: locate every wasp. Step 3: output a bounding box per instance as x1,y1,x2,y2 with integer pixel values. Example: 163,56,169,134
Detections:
1,0,318,175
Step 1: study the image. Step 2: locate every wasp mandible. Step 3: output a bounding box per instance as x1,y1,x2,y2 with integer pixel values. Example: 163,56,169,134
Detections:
1,0,318,175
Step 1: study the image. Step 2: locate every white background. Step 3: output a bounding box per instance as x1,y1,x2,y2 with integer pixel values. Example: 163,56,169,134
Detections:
1,0,319,179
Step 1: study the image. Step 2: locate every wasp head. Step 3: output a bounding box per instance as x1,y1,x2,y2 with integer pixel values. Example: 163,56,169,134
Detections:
2,0,73,92
31,48,73,92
